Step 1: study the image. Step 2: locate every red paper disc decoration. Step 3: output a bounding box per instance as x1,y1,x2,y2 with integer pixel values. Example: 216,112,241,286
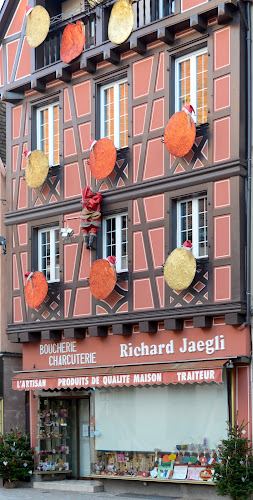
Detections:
89,258,116,300
89,139,117,180
60,21,85,64
164,105,196,158
199,468,213,480
24,272,48,309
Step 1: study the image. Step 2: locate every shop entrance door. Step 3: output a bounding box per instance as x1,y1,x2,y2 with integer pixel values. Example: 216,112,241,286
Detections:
78,398,90,478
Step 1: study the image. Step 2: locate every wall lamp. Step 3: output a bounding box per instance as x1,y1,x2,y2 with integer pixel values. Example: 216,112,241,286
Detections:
0,236,6,254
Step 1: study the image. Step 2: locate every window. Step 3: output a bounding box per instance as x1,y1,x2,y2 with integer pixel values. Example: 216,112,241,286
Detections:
100,79,128,149
102,214,128,273
37,103,60,166
38,227,60,282
177,195,207,258
175,48,208,126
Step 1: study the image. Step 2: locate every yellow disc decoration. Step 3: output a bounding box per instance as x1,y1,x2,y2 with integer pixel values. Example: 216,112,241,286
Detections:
25,150,49,189
26,6,50,48
108,0,135,45
164,248,196,291
87,0,104,5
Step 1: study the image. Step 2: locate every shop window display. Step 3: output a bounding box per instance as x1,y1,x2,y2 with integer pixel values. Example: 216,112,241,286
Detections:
91,383,228,482
35,398,72,473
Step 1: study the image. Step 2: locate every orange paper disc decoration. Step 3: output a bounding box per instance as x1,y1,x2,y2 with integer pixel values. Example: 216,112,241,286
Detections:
89,259,117,300
24,272,48,309
164,105,196,158
60,21,85,64
89,138,117,180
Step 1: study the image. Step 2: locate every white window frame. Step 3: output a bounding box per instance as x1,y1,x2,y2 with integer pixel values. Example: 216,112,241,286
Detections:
36,102,59,166
177,196,208,259
175,47,207,125
38,227,60,283
102,213,128,273
100,79,128,149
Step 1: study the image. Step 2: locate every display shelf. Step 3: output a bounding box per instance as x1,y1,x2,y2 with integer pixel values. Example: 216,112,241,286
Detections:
89,474,214,485
34,470,72,475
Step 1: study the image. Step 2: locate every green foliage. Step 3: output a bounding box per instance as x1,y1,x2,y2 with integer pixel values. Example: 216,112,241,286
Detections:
0,428,34,483
214,421,253,500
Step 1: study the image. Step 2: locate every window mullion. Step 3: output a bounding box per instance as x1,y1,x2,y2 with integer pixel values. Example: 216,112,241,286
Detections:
100,88,105,139
177,202,181,247
116,216,121,273
114,83,120,149
192,199,199,258
38,231,42,272
48,105,53,166
50,228,55,282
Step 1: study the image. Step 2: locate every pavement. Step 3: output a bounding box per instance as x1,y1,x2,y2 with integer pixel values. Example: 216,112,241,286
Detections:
0,489,180,500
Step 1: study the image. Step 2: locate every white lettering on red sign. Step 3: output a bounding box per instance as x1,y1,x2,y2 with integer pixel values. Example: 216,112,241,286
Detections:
120,336,225,358
39,341,96,366
176,370,215,382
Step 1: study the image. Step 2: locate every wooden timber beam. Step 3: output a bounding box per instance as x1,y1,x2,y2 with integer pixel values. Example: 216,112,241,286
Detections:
193,316,212,328
88,326,108,337
139,321,157,333
64,328,86,339
113,324,132,336
41,330,62,341
190,14,207,33
164,318,183,331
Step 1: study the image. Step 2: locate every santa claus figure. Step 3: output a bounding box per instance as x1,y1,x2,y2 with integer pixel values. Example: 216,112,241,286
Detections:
80,187,103,250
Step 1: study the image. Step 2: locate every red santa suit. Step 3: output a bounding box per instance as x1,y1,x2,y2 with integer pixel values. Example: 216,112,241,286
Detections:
80,186,103,249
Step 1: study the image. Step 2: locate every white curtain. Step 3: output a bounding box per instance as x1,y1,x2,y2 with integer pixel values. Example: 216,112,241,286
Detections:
94,378,228,452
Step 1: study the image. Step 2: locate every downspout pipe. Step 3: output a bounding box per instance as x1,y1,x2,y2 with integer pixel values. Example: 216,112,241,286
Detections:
246,0,251,328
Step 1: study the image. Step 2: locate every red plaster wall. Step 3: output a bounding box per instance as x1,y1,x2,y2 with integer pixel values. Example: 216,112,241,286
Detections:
213,117,230,163
12,145,19,172
7,40,19,83
214,27,230,71
12,254,19,290
133,143,142,183
73,80,91,117
214,215,231,259
15,37,31,80
214,179,230,208
236,366,251,439
64,128,76,157
155,52,165,92
133,104,147,137
181,0,207,12
6,0,27,37
64,88,72,122
156,276,165,308
78,243,91,280
133,278,154,310
214,265,231,302
17,177,28,209
13,296,23,323
143,138,164,180
133,232,148,272
214,74,230,112
79,122,91,152
149,98,164,131
133,200,141,225
64,243,78,283
64,289,71,318
64,163,81,199
17,223,27,246
73,287,91,317
12,105,22,139
143,194,164,222
148,227,165,268
132,56,154,100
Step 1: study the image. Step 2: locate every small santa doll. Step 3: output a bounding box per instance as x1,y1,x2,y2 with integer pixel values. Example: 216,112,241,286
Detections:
80,186,103,250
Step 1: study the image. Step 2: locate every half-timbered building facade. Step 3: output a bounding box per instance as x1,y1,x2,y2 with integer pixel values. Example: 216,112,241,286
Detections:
0,0,251,495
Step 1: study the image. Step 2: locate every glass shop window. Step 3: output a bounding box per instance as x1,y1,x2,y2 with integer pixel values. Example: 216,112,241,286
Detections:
102,213,128,273
37,103,60,166
175,48,208,126
177,195,208,258
100,79,128,149
38,227,60,283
